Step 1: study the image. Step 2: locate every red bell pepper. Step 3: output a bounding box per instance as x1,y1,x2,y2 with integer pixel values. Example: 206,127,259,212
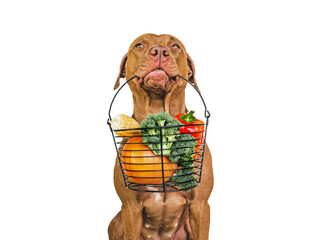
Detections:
174,110,205,158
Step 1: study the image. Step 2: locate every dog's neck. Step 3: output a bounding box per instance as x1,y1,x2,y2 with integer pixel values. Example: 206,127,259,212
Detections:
132,88,187,123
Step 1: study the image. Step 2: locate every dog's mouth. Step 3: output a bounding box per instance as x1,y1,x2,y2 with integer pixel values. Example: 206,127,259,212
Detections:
137,69,178,89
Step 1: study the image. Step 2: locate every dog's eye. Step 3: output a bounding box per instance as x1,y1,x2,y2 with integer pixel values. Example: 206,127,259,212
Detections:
172,43,180,49
135,43,143,48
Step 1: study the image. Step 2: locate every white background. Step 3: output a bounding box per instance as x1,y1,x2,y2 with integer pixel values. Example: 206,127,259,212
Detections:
1,0,319,239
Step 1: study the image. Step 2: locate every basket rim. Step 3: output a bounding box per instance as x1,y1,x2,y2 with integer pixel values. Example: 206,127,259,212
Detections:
111,123,206,132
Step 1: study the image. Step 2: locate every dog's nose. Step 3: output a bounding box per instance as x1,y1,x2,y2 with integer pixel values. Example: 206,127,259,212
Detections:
149,46,170,59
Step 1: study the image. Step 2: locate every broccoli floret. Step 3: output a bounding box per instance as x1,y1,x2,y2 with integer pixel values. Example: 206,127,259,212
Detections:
140,118,158,137
161,120,181,155
169,134,197,163
140,117,161,154
140,112,181,156
169,134,198,192
171,166,197,192
166,120,182,141
152,112,174,126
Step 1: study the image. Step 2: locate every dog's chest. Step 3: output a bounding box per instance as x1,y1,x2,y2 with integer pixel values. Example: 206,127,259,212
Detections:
141,192,187,228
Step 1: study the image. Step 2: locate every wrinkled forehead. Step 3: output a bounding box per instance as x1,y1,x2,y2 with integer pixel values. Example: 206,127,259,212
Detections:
128,34,186,52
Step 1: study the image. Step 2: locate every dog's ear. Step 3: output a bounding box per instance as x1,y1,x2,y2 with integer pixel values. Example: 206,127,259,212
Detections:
187,54,200,91
113,53,127,90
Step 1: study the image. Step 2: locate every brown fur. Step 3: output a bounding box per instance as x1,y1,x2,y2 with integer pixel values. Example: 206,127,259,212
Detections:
108,34,214,240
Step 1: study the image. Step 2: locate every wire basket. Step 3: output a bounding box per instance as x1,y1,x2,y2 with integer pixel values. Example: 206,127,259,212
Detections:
107,75,210,192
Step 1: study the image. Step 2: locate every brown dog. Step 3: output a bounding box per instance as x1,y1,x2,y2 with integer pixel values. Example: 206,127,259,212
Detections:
108,33,214,240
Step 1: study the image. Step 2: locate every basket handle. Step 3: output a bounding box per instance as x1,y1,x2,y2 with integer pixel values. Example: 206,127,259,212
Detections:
177,75,211,119
107,75,210,122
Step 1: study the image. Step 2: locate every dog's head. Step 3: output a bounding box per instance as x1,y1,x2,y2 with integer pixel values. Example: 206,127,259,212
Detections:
114,33,198,93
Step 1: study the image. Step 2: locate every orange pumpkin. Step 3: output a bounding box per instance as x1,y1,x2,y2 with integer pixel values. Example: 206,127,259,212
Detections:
121,137,177,184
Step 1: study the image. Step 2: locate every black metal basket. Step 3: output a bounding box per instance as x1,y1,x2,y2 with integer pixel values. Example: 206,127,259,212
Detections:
107,75,210,192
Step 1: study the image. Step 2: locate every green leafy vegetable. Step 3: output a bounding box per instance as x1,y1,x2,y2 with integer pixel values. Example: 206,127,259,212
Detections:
140,112,181,155
140,112,198,192
171,164,197,192
170,134,197,191
169,134,197,163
